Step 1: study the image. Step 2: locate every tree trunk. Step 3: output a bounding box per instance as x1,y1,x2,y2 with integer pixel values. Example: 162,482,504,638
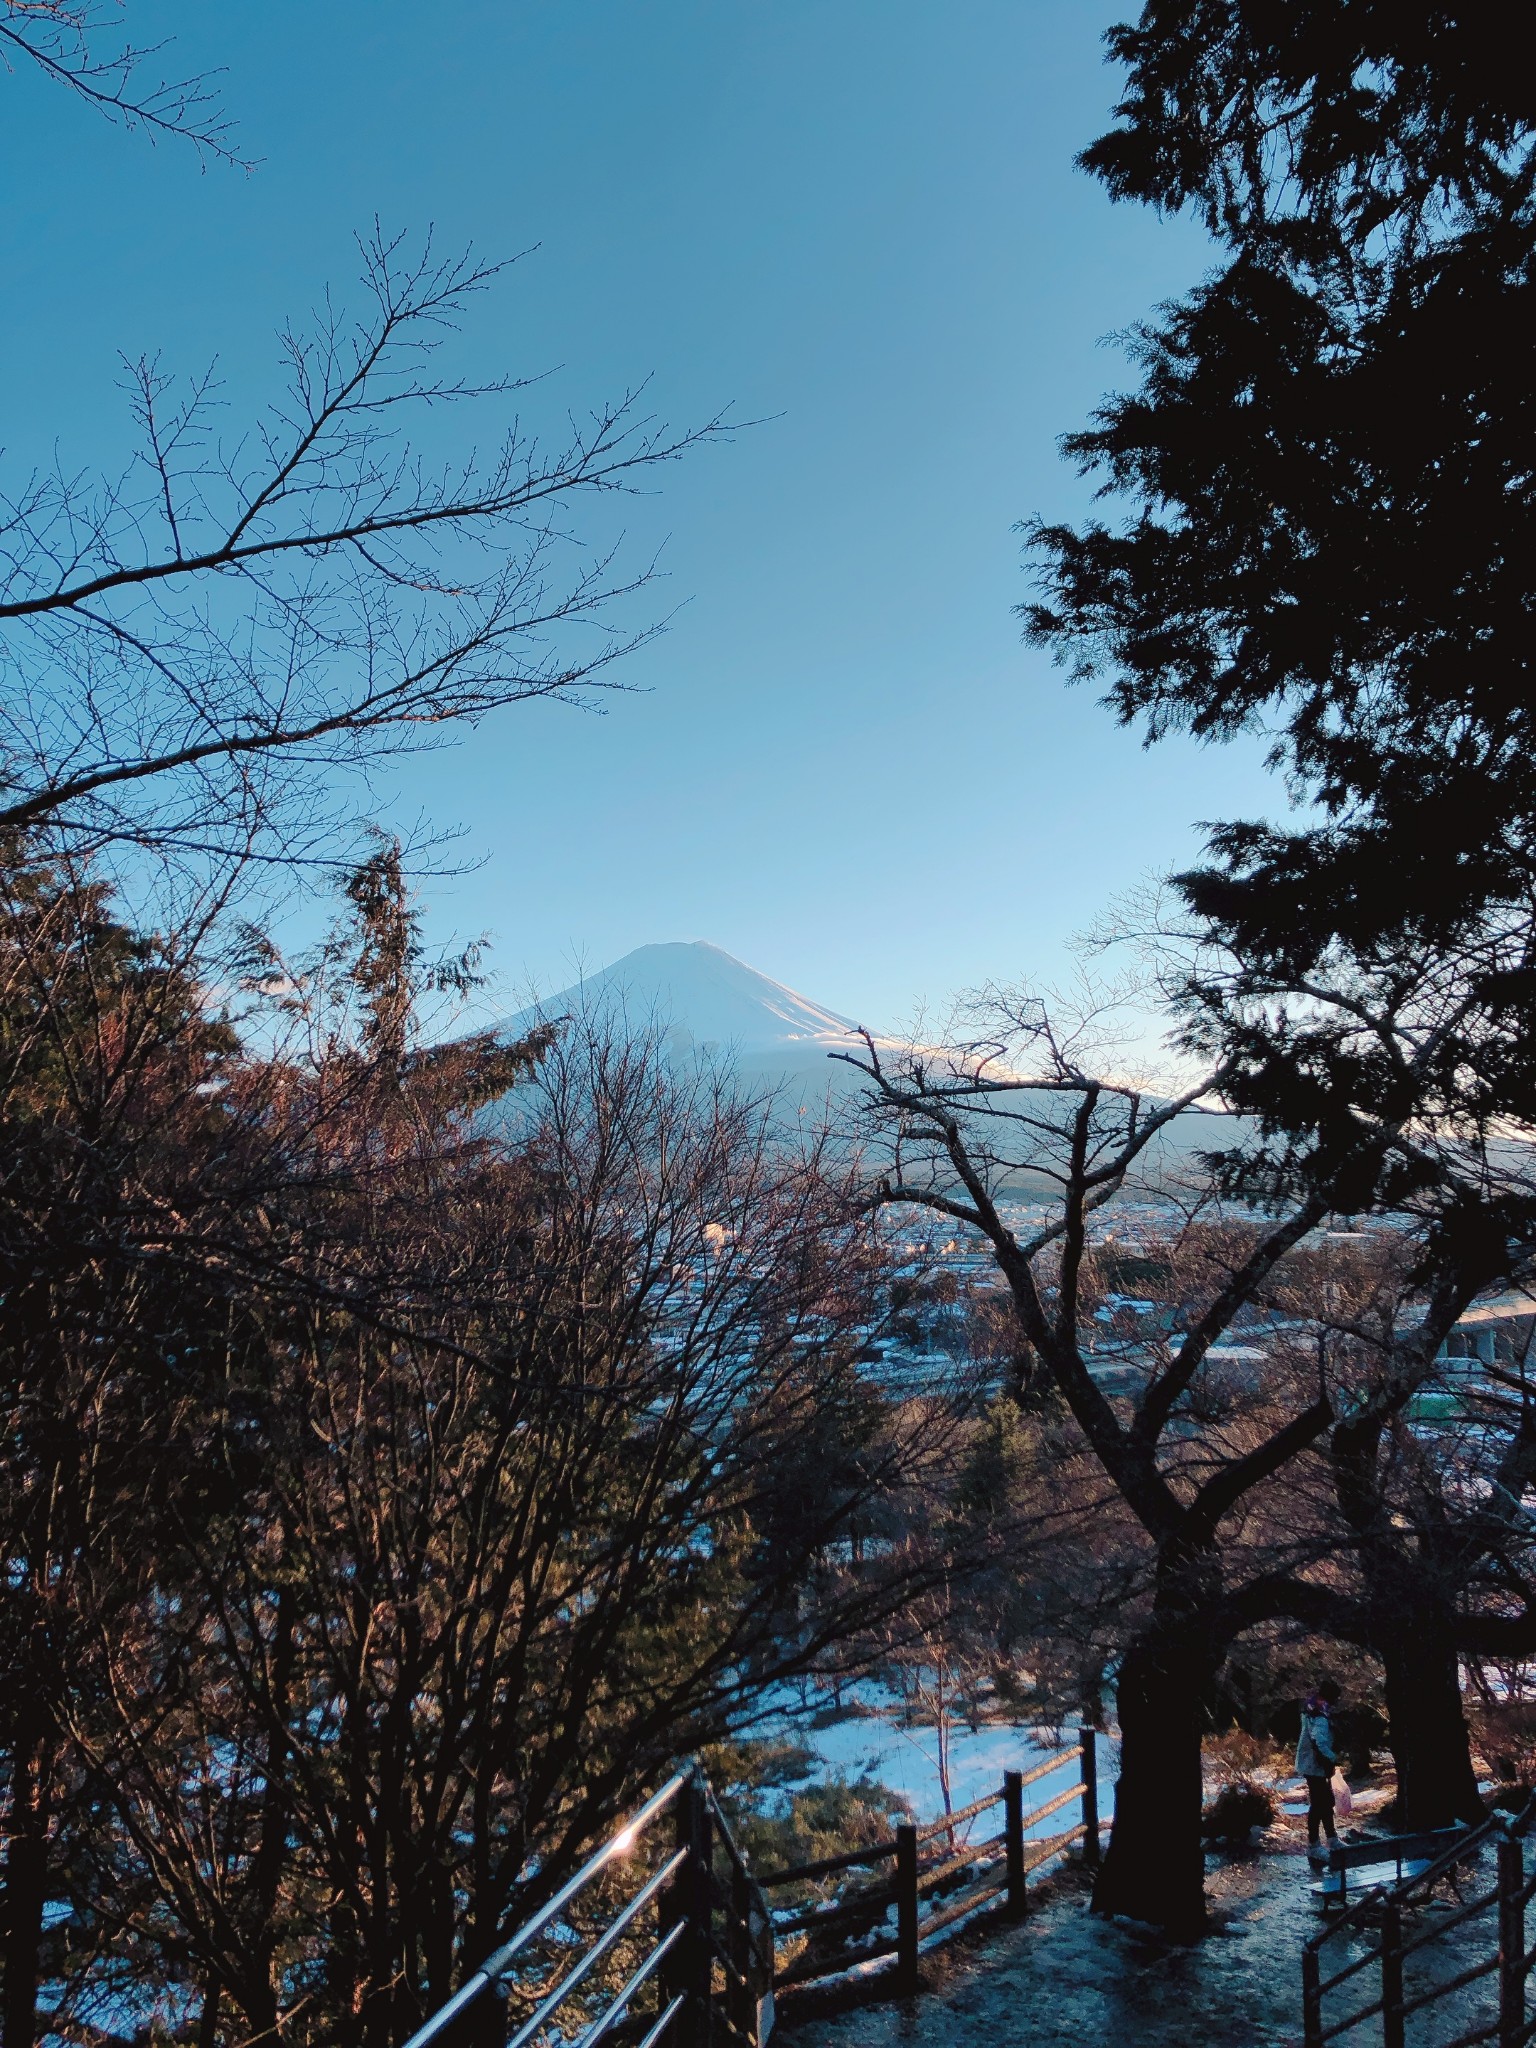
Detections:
1381,1623,1483,1832
1090,1630,1211,1938
2,1726,50,2048
196,1982,222,2048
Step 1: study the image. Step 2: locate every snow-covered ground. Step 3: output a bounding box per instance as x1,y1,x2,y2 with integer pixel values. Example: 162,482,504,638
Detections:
765,1684,1119,1836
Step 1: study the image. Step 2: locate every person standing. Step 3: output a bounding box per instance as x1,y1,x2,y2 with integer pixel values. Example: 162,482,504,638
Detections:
1297,1679,1343,1862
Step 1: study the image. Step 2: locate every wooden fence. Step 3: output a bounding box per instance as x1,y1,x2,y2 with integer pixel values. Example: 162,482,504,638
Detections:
761,1729,1102,2004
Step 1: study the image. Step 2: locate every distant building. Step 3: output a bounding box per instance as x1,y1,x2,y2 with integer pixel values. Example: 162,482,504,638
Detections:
1435,1292,1536,1378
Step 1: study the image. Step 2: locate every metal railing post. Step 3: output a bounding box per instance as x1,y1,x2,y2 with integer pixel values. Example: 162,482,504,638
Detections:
1004,1770,1026,1916
686,1777,714,2048
663,1776,713,2048
659,1797,688,2042
1302,1945,1322,2048
1078,1729,1100,1870
896,1822,919,1997
1380,1902,1405,2048
1499,1828,1525,2048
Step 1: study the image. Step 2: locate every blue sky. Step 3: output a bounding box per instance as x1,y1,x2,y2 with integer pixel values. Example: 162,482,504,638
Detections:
2,2,1281,1030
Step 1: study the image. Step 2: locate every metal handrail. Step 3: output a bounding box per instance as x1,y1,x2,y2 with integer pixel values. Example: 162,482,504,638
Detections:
1306,1811,1507,1956
636,1996,688,2048
571,1921,686,2048
505,1848,690,2048
703,1780,753,1881
1435,2018,1501,2048
399,1771,688,2048
1317,1943,1382,1999
1394,1880,1502,1962
1396,1952,1500,2024
400,1738,1100,2048
1316,1989,1388,2043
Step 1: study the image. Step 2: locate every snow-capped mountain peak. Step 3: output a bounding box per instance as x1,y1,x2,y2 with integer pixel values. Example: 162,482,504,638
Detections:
498,941,891,1090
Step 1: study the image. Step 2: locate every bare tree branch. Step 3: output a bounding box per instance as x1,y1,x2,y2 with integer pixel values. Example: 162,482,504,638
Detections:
0,1,248,163
0,230,734,861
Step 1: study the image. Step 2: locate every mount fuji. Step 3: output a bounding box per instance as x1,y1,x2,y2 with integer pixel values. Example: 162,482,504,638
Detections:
493,941,1246,1182
496,942,898,1105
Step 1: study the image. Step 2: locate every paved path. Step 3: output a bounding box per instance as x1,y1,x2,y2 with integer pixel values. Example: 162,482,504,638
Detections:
778,1851,1319,2048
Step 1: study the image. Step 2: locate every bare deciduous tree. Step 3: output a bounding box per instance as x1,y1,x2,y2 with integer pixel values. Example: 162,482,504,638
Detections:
0,231,729,868
2,853,957,2048
839,956,1530,1934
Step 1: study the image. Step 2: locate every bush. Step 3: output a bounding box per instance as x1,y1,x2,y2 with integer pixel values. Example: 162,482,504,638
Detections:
703,1737,914,1896
1205,1729,1286,1778
1471,1698,1536,1787
1203,1779,1277,1845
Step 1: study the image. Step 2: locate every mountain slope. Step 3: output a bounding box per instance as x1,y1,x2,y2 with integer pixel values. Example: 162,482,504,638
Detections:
496,941,896,1102
494,941,1246,1182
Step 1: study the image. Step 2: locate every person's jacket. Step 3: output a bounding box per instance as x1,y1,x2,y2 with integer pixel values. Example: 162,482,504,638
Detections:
1296,1708,1336,1778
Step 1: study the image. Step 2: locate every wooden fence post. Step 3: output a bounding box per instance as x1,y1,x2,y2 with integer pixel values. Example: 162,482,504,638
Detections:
1499,1829,1525,2048
747,1875,774,2048
1301,1945,1322,2048
1380,1902,1405,2048
1004,1770,1026,1917
1078,1728,1100,1870
729,1864,753,2047
896,1823,919,1997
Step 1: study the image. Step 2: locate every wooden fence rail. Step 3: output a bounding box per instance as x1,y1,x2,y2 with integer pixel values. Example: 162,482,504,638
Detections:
762,1727,1104,2004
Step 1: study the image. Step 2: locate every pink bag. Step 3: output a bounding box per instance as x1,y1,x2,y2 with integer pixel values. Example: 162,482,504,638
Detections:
1331,1768,1353,1819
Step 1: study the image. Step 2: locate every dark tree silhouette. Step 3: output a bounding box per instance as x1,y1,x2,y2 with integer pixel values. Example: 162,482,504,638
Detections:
1025,3,1536,967
1,849,954,2048
1020,6,1536,1875
0,231,727,868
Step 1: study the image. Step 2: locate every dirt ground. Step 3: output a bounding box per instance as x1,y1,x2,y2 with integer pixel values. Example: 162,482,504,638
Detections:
774,1766,1511,2048
775,1847,1319,2048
